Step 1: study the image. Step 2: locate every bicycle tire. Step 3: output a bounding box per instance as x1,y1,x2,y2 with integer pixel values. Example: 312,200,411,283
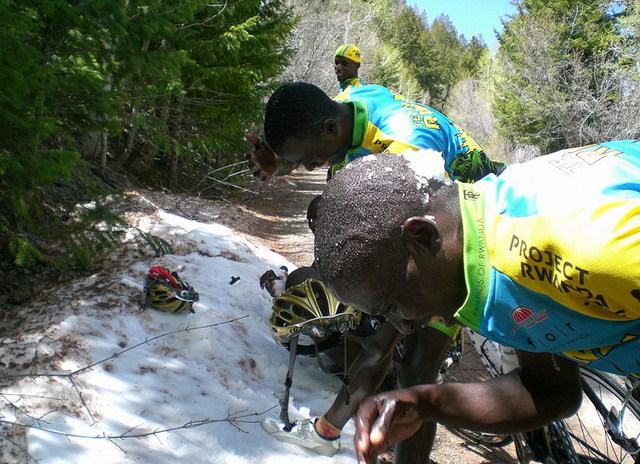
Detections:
440,330,513,448
560,367,640,464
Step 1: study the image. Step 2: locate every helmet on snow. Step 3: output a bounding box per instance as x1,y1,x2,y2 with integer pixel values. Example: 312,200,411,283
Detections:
269,278,361,348
143,266,199,313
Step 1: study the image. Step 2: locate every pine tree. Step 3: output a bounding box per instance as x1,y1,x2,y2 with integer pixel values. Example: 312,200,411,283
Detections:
493,0,639,152
0,0,295,267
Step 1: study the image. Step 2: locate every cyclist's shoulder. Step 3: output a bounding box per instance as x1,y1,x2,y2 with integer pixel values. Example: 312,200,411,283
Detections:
347,83,393,100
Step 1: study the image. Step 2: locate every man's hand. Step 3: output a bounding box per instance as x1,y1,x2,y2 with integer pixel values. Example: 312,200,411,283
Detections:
353,350,583,464
354,389,423,464
245,133,277,180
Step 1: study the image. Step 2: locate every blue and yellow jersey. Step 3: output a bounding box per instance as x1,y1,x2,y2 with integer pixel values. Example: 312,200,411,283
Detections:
330,84,504,182
336,77,365,96
335,84,504,339
455,140,640,377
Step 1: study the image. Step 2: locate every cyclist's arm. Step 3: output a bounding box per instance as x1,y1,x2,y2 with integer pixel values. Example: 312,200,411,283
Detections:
324,321,403,429
354,351,582,464
449,148,507,182
394,325,453,464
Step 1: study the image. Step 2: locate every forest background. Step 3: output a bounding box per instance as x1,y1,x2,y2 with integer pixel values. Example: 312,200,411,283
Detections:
0,0,639,300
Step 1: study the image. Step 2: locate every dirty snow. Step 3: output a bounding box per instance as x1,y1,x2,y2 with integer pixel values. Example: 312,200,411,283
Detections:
0,205,356,463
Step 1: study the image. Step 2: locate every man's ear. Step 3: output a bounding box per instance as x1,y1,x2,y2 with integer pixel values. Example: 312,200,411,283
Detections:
321,118,339,136
402,216,443,257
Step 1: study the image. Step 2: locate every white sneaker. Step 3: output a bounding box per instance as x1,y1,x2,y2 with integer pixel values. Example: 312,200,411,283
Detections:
260,416,340,456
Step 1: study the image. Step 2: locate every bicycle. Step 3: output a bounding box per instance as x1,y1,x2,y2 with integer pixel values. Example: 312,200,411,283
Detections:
440,328,640,464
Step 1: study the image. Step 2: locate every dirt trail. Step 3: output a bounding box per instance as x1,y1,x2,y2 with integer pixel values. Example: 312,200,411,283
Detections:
235,169,520,464
239,169,324,266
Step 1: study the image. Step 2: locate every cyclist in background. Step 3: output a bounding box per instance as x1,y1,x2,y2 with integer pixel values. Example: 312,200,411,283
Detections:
311,141,640,464
330,43,365,178
246,81,505,180
333,43,365,94
244,43,364,175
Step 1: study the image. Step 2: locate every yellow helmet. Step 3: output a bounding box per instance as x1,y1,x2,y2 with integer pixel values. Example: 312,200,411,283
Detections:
143,267,199,313
269,278,361,346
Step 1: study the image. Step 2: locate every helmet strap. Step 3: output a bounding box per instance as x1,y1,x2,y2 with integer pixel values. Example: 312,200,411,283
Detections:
342,339,351,405
277,335,353,430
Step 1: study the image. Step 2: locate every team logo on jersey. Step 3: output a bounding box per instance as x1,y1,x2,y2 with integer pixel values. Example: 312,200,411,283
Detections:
549,144,622,175
509,306,549,335
463,189,480,201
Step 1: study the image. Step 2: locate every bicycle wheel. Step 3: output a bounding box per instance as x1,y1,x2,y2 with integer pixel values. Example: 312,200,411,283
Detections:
513,423,582,464
440,330,513,447
561,367,640,464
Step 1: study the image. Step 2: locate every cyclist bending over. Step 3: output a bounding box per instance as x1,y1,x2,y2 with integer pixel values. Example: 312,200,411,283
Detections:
312,141,640,463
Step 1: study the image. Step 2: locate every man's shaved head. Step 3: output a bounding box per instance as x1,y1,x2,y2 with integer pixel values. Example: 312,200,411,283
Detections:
313,153,450,311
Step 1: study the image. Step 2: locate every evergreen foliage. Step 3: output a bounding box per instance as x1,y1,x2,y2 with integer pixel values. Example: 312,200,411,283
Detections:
370,5,489,109
0,0,294,269
277,0,490,109
3,0,636,277
493,0,640,152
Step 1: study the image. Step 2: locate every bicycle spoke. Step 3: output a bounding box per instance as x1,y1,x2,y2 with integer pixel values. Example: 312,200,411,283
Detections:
440,331,640,463
563,368,640,464
440,329,512,448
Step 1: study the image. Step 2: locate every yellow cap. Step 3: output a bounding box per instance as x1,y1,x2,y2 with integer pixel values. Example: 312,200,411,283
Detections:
335,44,361,63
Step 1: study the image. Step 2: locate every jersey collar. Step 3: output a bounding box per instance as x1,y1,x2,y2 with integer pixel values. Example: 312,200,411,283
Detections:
339,77,362,90
343,100,367,150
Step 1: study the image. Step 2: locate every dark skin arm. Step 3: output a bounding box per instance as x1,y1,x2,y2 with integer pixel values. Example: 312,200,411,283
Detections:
394,326,452,464
325,321,403,428
326,323,451,464
354,350,582,464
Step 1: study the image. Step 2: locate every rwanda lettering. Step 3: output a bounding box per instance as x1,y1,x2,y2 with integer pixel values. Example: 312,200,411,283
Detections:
474,218,488,311
509,234,609,308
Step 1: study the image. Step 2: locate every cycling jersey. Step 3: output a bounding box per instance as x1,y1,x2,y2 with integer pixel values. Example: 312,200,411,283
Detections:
329,84,505,182
336,76,365,94
455,140,640,377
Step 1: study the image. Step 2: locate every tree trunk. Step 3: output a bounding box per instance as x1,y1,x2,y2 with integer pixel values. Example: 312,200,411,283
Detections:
170,96,185,189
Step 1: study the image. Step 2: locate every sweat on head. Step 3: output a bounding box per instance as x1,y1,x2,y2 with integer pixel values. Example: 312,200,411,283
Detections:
312,153,452,295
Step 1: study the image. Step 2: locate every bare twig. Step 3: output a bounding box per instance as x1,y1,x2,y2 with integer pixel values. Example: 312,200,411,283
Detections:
0,316,257,451
1,317,248,380
0,406,277,441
